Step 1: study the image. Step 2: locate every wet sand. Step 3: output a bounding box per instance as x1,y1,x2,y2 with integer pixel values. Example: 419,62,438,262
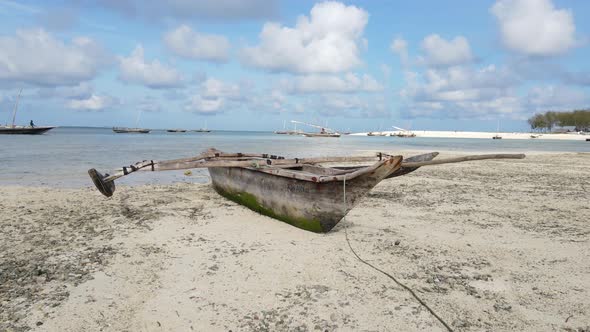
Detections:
1,152,589,331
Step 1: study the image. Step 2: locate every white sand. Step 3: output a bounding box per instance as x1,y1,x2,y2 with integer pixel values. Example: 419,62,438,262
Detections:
1,151,589,331
351,130,589,141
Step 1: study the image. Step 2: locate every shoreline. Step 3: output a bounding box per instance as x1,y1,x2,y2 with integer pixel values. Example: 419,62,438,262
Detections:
350,130,589,141
3,150,588,190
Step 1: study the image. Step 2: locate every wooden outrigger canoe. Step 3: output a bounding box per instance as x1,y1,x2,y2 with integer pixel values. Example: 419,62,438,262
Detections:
88,148,524,233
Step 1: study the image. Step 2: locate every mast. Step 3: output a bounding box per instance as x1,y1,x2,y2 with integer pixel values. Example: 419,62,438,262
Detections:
135,110,142,128
11,89,23,128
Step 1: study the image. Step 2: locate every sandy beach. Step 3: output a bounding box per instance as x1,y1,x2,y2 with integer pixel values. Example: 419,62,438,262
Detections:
1,151,589,331
351,130,590,141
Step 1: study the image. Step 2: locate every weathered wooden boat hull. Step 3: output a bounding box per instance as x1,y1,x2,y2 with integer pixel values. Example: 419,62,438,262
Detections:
208,157,402,233
0,126,55,134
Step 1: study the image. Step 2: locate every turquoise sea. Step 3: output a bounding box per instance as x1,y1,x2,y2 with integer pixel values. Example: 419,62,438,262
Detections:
1,127,588,187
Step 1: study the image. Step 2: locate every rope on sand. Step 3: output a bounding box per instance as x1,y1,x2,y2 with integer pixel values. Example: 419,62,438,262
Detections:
341,176,454,332
343,227,454,332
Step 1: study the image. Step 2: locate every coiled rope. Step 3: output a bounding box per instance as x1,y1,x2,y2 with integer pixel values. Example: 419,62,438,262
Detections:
341,176,454,332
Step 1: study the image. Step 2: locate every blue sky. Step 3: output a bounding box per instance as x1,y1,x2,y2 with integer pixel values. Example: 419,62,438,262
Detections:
0,0,588,132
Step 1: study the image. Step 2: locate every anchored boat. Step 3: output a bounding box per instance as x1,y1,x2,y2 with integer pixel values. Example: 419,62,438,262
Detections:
113,127,150,134
88,148,524,233
0,89,55,135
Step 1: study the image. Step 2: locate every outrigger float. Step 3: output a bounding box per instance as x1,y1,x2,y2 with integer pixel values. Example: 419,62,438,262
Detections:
88,148,524,233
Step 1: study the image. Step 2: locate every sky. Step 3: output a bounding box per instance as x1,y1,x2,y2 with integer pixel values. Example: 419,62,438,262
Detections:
0,0,589,132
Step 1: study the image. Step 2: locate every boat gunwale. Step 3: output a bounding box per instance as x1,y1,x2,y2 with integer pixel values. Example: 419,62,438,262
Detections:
241,156,402,183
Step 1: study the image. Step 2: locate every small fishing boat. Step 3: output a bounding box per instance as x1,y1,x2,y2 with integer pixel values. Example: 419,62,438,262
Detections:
302,132,341,137
88,148,524,233
291,120,340,138
193,121,211,132
114,110,150,133
0,89,55,135
492,120,502,139
391,132,416,138
274,120,289,134
0,126,55,135
167,129,187,133
113,127,150,134
391,126,416,137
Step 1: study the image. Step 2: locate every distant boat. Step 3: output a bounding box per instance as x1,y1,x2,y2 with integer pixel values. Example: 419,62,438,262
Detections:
492,120,502,139
275,130,302,135
302,132,341,137
0,126,55,135
113,127,150,134
291,120,340,138
275,120,302,135
391,132,416,138
0,89,55,135
193,121,211,133
167,129,187,133
113,110,150,134
274,120,288,134
390,126,416,138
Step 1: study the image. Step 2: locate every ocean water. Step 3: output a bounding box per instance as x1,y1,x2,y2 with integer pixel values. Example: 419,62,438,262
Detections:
1,127,588,187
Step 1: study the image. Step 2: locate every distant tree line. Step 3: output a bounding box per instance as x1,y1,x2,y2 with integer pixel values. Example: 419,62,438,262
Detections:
527,110,590,132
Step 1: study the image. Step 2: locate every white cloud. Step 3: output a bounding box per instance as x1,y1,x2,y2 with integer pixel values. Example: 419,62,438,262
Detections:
527,85,589,111
491,0,577,56
67,93,117,111
420,34,473,66
118,45,184,88
247,88,306,114
185,78,245,114
399,64,525,119
0,29,108,86
201,78,242,99
185,95,225,114
241,1,368,74
37,82,94,99
283,73,383,94
401,65,518,100
312,94,389,118
164,25,230,63
390,37,408,65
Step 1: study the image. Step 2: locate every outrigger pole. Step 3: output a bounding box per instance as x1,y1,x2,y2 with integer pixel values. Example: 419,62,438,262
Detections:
88,148,524,197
